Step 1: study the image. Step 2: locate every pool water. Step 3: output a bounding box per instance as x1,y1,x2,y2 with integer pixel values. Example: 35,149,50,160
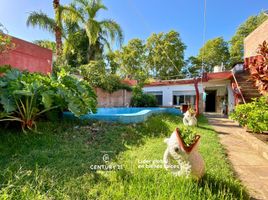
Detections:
64,107,181,124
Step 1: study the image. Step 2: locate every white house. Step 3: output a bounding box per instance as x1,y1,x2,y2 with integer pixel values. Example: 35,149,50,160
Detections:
143,71,235,114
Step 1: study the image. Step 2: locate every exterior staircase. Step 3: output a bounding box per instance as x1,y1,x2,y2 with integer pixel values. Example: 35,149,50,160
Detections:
234,70,261,103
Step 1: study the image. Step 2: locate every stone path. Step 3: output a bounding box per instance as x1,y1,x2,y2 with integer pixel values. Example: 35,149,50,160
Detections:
205,113,268,200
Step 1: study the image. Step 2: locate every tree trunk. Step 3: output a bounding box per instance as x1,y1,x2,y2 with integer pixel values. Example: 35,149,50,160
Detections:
194,78,200,116
54,26,62,56
87,39,103,61
53,0,62,56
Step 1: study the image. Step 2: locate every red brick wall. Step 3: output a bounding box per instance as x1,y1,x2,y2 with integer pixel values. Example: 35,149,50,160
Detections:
0,36,52,74
244,19,268,58
95,88,132,107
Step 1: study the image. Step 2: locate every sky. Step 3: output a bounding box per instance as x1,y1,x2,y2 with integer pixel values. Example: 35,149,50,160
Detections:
0,0,267,59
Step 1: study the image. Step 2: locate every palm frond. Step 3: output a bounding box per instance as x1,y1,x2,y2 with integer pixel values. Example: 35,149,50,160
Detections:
74,0,89,8
26,11,56,33
100,19,124,47
99,35,111,51
61,4,85,24
85,19,101,45
87,0,107,19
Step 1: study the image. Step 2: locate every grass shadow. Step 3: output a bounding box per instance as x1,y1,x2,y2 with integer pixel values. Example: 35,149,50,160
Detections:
0,113,249,199
0,114,177,180
198,174,249,199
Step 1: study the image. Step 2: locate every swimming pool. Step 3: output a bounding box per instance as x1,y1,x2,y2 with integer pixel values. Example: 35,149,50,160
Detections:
64,107,181,124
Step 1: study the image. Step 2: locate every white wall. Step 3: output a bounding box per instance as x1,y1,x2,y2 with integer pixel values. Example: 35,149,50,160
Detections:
143,84,203,107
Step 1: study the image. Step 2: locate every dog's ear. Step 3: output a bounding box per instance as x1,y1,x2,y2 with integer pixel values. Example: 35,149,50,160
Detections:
164,138,169,144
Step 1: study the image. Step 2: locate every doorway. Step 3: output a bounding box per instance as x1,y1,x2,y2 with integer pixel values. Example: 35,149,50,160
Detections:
205,90,216,112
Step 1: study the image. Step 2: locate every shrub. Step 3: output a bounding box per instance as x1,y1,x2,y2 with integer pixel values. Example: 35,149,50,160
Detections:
0,68,97,132
180,127,197,146
130,86,157,107
0,65,11,73
80,61,131,93
0,24,15,54
247,41,268,94
230,96,268,133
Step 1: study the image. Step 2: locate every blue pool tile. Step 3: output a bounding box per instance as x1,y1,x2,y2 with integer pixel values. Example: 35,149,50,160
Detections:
63,107,181,124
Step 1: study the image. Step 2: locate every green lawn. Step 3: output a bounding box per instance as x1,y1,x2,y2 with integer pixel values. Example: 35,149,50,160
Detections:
0,114,248,199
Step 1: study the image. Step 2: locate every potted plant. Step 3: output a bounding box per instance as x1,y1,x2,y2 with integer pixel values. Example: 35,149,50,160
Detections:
163,127,205,179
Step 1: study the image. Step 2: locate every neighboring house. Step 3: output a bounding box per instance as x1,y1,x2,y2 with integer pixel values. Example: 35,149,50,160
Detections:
0,36,53,74
143,69,235,114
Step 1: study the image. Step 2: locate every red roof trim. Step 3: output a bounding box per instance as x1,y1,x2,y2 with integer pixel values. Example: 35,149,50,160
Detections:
206,71,233,80
144,78,202,87
122,79,137,86
144,72,232,87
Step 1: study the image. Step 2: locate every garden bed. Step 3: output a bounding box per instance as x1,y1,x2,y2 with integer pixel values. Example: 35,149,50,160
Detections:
250,131,268,144
0,114,248,199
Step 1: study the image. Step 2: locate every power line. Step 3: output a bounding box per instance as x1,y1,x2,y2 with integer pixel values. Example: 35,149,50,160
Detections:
201,0,207,78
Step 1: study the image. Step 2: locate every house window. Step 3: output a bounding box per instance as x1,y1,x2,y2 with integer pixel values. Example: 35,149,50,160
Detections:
145,91,163,106
173,95,184,105
172,92,196,106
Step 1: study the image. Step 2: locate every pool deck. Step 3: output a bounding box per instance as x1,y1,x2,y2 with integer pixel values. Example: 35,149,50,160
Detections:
206,113,268,200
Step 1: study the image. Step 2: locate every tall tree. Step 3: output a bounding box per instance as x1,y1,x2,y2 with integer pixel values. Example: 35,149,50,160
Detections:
115,38,147,81
106,51,119,74
146,30,186,80
26,0,63,56
183,56,201,78
230,13,268,65
197,37,230,72
33,40,56,53
62,0,123,61
63,29,89,67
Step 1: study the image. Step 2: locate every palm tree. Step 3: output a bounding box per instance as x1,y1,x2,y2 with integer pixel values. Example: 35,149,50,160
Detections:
62,0,123,61
26,0,63,56
53,0,63,55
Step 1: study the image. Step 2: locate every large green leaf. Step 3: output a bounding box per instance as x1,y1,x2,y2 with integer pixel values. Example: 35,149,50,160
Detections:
41,90,54,108
4,69,21,80
0,111,10,119
0,80,7,87
68,100,83,117
0,67,97,132
0,95,16,113
13,90,33,96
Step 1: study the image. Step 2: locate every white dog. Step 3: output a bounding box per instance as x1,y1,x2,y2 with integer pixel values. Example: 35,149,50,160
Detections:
163,128,205,179
183,110,197,126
